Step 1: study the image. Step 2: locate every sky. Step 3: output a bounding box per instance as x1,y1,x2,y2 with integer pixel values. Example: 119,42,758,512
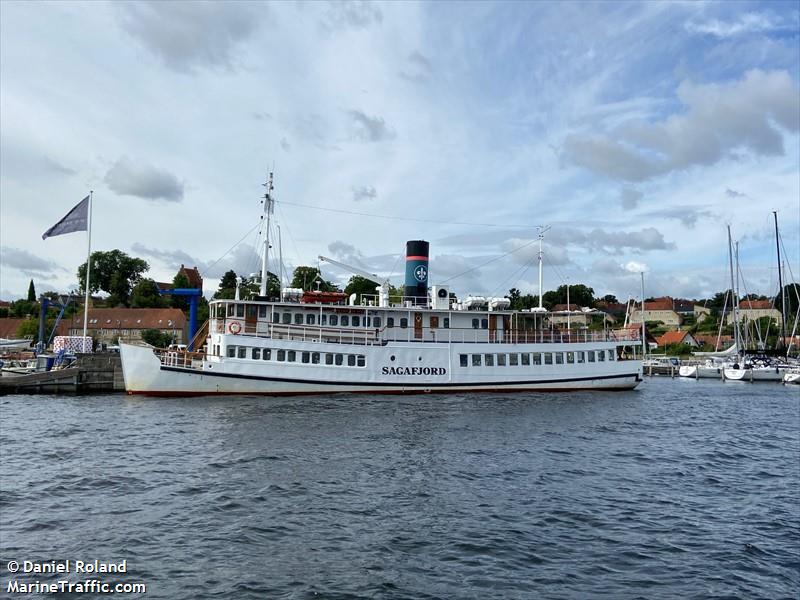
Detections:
1,0,799,304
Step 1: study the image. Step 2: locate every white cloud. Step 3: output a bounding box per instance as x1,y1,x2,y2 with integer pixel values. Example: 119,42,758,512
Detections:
563,70,799,182
116,1,262,72
104,158,184,202
685,12,791,38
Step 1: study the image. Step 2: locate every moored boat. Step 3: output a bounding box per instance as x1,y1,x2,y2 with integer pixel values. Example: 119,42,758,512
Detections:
120,179,643,397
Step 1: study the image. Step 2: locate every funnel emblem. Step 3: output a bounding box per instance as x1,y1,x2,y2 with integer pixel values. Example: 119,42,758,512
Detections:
413,265,428,282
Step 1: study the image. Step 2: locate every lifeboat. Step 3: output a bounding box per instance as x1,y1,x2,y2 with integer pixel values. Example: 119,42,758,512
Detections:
301,290,349,304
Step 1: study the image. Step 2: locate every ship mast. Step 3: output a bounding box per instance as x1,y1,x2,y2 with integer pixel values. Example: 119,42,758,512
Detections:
533,225,550,312
259,172,275,298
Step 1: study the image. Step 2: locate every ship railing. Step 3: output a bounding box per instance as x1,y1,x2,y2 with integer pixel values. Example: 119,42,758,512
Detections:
156,348,205,370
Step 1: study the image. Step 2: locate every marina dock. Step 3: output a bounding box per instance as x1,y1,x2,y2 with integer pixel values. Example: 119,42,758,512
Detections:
0,353,123,395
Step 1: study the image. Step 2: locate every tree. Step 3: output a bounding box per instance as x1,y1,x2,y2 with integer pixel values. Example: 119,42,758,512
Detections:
130,279,167,308
9,299,38,318
77,250,148,307
171,273,191,310
291,266,337,292
598,294,618,304
27,279,36,302
541,284,595,309
344,276,380,303
775,283,800,322
141,329,174,348
214,270,238,300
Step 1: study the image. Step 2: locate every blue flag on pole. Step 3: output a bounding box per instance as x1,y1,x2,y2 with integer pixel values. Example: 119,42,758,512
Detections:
42,195,90,240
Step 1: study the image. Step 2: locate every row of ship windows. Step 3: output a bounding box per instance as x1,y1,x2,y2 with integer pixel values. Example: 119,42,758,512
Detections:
226,345,366,367
272,313,453,329
459,349,615,367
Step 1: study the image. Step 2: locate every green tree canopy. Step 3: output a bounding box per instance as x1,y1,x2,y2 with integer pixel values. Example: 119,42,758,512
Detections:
344,276,380,302
214,270,238,299
291,266,337,292
598,294,619,304
141,329,174,348
171,273,191,310
542,284,595,310
27,279,36,302
130,278,167,308
775,283,800,321
77,250,148,307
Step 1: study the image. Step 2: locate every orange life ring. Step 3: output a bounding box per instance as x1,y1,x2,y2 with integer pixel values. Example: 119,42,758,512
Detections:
228,321,242,334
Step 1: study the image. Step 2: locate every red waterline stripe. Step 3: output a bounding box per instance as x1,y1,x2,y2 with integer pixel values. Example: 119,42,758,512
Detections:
406,255,428,260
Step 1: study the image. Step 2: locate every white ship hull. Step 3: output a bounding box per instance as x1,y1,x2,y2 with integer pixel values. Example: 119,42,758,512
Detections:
121,339,642,397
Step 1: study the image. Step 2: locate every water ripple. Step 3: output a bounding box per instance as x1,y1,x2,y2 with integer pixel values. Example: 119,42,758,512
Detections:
1,379,797,599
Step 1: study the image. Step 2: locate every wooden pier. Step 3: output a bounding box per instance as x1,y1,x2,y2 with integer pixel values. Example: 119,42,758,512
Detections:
0,353,124,395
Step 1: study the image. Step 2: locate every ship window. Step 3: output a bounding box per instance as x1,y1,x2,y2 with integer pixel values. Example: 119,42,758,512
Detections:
325,353,333,365
248,305,258,318
460,354,468,367
335,354,343,366
236,305,244,318
373,317,381,328
227,304,235,317
485,354,494,366
259,306,267,318
238,347,247,359
277,350,286,361
321,314,328,325
597,351,605,362
387,317,394,328
273,312,280,323
497,353,506,366
443,318,450,329
566,352,574,364
472,354,482,367
533,353,542,365
330,315,339,326
288,350,296,362
348,355,356,366
400,318,408,329
302,352,310,364
227,346,236,358
357,355,365,367
282,313,291,324
263,349,271,360
471,318,479,329
352,316,360,327
588,352,595,363
311,352,320,364
521,353,530,366
544,353,553,365
609,350,616,361
341,315,350,327
294,314,303,325
306,314,315,325
509,354,519,366
430,316,439,329
577,351,585,363
252,348,261,360
556,353,564,364
481,318,488,329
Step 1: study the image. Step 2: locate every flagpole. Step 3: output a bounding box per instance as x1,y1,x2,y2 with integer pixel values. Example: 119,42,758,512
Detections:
82,191,93,341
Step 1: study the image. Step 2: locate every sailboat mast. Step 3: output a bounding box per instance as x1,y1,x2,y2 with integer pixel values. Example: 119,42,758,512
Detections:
727,225,740,354
773,211,787,349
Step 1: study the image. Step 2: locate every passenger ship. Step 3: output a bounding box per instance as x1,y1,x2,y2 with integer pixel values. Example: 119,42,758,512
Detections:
120,181,642,396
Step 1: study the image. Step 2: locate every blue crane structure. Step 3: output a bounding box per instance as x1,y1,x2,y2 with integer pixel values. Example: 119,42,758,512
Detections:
158,288,202,350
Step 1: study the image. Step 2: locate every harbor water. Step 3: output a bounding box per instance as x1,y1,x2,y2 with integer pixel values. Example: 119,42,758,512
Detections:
1,378,798,599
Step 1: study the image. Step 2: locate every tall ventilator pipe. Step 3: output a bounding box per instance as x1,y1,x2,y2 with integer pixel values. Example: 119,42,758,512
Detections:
404,240,429,306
